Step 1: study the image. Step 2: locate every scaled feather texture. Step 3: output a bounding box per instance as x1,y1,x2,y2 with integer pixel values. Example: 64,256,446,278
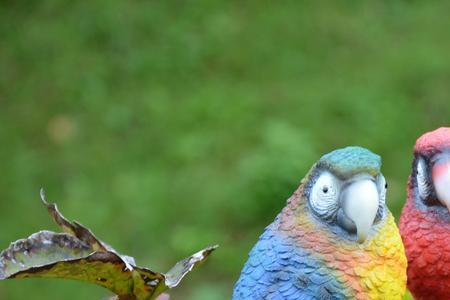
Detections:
233,146,407,300
400,127,450,300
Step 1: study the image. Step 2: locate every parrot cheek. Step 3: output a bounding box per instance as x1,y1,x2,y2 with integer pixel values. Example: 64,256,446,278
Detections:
341,180,379,243
432,159,450,212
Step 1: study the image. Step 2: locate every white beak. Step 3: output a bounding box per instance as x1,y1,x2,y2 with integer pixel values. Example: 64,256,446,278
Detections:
432,155,450,212
341,179,379,243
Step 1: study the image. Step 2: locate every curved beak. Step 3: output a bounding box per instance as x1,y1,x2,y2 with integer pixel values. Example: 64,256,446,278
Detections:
341,179,379,243
432,152,450,212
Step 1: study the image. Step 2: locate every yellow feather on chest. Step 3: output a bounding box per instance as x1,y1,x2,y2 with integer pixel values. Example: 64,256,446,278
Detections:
358,214,407,300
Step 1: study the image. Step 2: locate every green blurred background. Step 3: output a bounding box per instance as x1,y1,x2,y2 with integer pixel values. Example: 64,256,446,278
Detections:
1,1,449,299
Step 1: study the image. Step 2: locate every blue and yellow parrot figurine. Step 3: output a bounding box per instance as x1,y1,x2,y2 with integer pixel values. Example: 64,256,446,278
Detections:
232,146,407,300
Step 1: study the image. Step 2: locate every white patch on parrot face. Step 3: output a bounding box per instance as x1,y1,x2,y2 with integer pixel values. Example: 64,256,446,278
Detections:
376,174,387,206
417,157,433,200
309,171,341,220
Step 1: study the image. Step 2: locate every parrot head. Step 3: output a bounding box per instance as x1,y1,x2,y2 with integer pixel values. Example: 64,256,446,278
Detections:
233,146,406,300
411,127,450,214
301,146,387,244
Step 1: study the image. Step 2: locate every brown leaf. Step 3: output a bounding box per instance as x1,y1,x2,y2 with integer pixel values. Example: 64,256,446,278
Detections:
0,190,217,300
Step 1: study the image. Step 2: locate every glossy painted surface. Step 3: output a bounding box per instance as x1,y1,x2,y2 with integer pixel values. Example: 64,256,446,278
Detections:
234,147,407,299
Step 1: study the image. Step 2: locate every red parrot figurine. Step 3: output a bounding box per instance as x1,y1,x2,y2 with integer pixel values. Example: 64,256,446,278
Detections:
400,127,450,300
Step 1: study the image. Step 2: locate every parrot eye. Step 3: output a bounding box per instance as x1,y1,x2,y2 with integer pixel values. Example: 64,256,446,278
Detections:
416,157,433,201
309,172,340,221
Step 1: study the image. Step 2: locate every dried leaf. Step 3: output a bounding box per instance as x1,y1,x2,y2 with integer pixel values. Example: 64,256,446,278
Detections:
0,231,92,280
0,190,217,300
40,189,134,270
164,245,218,288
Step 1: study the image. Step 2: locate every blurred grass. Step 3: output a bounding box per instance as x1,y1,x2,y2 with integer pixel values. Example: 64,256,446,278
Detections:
1,1,450,299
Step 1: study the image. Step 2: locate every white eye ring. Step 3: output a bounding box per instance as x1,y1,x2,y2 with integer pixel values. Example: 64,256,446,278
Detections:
310,172,340,220
417,157,432,200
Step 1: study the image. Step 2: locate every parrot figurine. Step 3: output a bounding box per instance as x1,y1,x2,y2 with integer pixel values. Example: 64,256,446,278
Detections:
399,127,450,300
233,146,407,299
